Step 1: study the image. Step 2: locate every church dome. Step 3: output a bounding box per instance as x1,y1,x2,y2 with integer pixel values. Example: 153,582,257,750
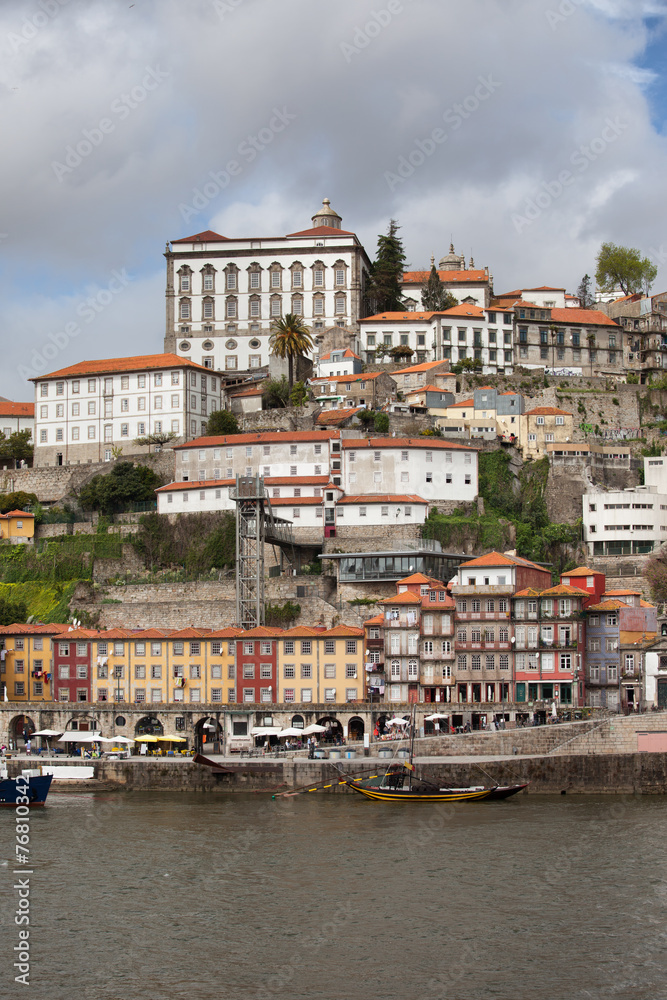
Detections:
311,198,342,230
438,242,465,271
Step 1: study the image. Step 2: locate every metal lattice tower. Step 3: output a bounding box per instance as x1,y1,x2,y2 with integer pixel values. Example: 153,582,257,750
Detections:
231,475,267,629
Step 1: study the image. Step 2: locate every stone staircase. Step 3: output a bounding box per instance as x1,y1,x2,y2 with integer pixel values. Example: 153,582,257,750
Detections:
549,711,667,756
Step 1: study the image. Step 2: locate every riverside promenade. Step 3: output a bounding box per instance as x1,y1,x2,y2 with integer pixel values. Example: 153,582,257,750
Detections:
9,713,667,795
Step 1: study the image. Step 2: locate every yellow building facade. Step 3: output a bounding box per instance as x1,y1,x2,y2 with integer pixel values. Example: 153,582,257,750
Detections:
0,624,67,701
0,510,35,543
276,625,365,705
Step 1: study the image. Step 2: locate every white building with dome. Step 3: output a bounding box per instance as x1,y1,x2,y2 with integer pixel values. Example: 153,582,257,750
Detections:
400,244,494,311
164,200,372,374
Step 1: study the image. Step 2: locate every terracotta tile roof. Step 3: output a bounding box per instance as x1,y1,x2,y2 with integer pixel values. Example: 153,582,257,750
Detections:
0,402,34,417
341,436,475,452
285,225,356,237
0,623,70,635
157,474,330,493
161,627,212,638
312,372,385,384
619,630,657,645
587,599,629,611
269,497,322,506
171,230,230,243
459,551,546,571
173,430,338,449
319,349,361,361
321,625,365,637
31,353,213,382
0,509,34,518
525,407,572,416
55,628,100,640
604,589,641,597
380,591,423,605
523,285,566,291
561,566,600,577
360,311,437,322
238,626,285,638
513,587,544,598
406,384,444,394
316,408,362,426
207,627,244,638
279,625,323,637
391,360,453,375
336,494,426,505
540,584,590,598
94,628,136,639
402,269,488,283
550,308,618,326
446,398,474,409
229,386,264,397
397,573,441,585
640,600,655,608
363,614,385,625
439,304,485,318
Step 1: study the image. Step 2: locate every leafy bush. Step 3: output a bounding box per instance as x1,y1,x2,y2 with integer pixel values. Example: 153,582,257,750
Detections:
132,512,236,576
626,373,639,384
265,600,301,627
374,412,390,433
78,462,163,514
205,409,240,435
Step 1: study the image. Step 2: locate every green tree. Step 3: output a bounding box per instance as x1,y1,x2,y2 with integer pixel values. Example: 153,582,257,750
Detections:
289,382,309,407
133,431,177,448
595,242,658,297
269,314,314,389
421,264,458,311
366,219,407,314
0,430,33,467
0,596,28,627
389,344,414,362
0,491,38,514
373,411,390,433
356,408,376,427
78,462,164,515
262,376,291,409
576,274,594,309
205,409,240,435
451,357,483,374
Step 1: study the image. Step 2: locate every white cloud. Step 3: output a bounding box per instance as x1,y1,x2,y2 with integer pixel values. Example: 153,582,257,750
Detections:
0,0,665,399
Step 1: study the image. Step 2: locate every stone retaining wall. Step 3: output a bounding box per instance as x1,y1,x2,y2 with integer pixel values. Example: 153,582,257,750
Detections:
14,751,667,794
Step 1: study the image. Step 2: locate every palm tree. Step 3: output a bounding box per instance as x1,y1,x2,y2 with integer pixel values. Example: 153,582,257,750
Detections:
269,314,314,390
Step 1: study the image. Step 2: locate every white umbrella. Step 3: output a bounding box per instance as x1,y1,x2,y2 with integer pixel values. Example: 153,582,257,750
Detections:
424,714,449,721
278,727,303,737
32,729,63,736
109,736,136,744
302,724,326,735
551,701,558,717
387,717,410,726
58,732,102,743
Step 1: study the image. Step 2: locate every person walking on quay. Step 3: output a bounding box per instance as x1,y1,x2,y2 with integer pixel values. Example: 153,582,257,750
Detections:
25,739,31,755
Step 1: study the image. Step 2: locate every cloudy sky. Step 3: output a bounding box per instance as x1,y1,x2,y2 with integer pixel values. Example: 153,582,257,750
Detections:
1,0,666,399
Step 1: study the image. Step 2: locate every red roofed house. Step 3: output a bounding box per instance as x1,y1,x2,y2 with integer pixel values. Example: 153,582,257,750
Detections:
452,552,552,726
31,354,224,467
316,348,362,378
510,296,622,376
521,407,574,459
369,573,456,706
359,299,514,376
0,400,34,440
400,243,493,310
309,370,397,410
164,198,372,373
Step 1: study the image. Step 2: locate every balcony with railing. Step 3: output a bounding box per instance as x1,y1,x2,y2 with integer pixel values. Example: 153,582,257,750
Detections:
456,610,510,621
452,584,514,596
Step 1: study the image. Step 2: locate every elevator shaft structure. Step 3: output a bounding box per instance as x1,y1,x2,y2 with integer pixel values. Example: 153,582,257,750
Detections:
231,475,267,629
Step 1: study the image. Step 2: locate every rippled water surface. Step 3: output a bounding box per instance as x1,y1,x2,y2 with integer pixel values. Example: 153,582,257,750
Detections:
2,791,667,1000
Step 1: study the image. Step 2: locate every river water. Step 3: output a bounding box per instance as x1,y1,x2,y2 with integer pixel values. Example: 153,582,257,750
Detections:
2,790,666,1000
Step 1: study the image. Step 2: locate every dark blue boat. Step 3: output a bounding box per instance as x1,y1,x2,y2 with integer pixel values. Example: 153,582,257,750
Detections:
0,772,53,806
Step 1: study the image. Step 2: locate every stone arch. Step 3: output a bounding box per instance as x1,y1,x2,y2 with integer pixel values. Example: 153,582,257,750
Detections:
194,716,220,752
291,714,305,730
316,716,343,742
135,715,164,737
348,715,364,741
9,714,35,748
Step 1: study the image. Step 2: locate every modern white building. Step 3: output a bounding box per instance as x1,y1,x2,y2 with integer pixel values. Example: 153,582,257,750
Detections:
0,401,34,439
31,354,222,467
583,481,667,557
164,199,371,373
